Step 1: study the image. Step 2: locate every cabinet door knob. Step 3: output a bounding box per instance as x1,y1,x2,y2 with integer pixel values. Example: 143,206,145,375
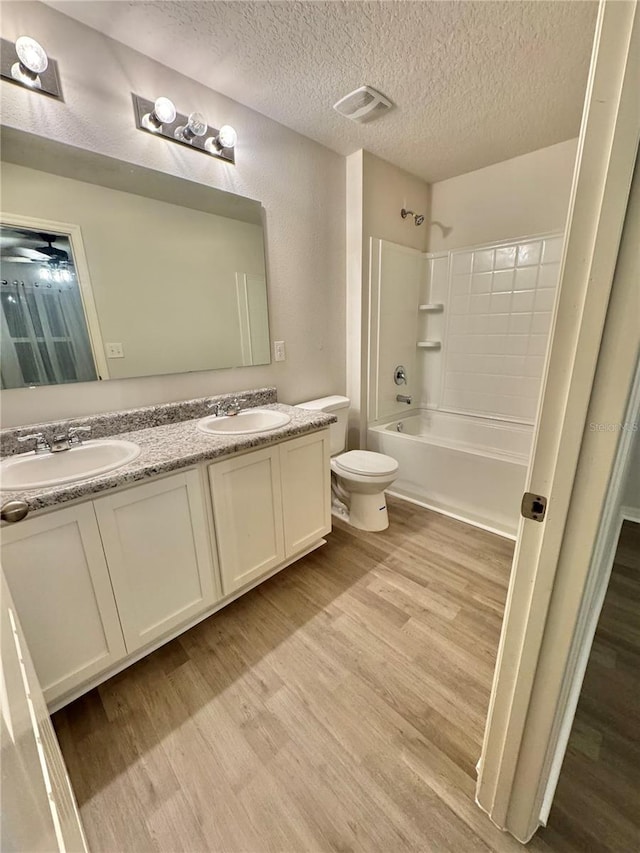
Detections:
1,500,29,523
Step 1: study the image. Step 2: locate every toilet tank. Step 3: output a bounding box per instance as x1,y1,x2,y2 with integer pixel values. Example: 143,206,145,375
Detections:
295,396,350,456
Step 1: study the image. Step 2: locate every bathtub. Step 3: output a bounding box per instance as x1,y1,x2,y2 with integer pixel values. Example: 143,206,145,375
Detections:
367,409,532,538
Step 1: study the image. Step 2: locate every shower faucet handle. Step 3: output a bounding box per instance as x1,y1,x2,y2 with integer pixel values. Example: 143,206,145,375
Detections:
394,365,407,385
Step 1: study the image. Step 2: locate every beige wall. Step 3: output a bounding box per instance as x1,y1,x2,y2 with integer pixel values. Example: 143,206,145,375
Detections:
346,151,429,447
2,162,267,379
0,2,345,427
428,139,578,252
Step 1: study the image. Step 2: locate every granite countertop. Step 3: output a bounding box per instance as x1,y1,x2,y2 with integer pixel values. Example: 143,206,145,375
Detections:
0,402,335,514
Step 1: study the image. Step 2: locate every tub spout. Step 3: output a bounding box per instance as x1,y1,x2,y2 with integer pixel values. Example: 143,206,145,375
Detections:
396,394,412,404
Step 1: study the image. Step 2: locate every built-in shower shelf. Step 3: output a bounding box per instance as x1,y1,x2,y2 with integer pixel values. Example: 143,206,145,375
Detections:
418,303,444,312
417,341,441,350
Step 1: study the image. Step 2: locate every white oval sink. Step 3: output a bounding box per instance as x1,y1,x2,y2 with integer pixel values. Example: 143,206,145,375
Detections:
198,409,291,436
0,439,141,491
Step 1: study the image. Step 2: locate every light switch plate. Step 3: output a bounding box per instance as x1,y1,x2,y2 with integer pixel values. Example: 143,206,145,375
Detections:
274,341,286,362
106,343,124,359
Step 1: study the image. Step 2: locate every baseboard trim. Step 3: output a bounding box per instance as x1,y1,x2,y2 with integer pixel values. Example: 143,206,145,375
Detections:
386,489,517,541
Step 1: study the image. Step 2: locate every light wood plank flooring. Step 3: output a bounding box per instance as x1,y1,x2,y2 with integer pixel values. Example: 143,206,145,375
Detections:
54,497,543,852
538,520,640,852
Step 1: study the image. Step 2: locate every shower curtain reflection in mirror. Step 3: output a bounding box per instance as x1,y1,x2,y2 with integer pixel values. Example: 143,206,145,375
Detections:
0,224,100,389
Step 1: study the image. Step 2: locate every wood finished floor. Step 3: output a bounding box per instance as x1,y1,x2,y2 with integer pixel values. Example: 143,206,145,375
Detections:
538,519,640,853
54,497,547,853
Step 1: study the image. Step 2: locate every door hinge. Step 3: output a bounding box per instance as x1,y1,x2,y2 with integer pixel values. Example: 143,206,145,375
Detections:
521,492,547,522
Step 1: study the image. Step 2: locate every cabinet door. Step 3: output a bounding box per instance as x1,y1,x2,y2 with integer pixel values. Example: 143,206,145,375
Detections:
94,470,217,652
279,430,331,556
1,504,126,704
209,446,285,594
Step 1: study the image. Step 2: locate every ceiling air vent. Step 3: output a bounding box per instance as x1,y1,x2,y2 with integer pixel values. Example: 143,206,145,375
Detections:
333,85,394,124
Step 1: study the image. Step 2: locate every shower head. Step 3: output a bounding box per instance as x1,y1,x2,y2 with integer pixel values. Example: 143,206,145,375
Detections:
401,208,425,227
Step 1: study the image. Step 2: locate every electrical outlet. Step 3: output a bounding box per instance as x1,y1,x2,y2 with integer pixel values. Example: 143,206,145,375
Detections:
274,340,286,362
105,342,124,359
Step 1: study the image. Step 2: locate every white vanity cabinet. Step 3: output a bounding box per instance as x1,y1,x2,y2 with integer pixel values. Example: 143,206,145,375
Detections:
209,431,330,594
1,426,331,707
93,470,217,652
1,503,127,704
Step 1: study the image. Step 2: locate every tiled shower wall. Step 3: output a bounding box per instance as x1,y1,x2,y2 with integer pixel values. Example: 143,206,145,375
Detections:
441,234,563,422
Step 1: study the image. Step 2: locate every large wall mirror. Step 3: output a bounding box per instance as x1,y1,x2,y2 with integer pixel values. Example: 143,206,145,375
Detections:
0,128,271,390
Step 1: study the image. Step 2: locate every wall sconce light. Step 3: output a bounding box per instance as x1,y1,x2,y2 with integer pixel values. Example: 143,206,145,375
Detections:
0,35,62,99
133,94,236,164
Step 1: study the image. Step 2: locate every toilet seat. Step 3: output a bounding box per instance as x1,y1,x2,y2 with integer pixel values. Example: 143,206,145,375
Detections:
333,450,399,477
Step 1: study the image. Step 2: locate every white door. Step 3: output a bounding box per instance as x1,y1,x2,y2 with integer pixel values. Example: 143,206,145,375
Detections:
1,572,88,852
1,503,126,704
94,470,217,652
279,430,331,556
209,446,285,594
477,1,639,843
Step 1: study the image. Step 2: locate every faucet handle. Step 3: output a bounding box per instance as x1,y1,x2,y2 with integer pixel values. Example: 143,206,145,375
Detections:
17,432,50,454
68,426,91,445
207,402,223,416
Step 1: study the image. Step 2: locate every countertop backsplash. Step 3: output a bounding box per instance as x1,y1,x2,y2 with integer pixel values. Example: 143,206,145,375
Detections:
0,387,278,458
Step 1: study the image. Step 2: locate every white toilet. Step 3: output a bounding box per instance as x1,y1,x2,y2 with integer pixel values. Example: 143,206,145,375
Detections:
296,396,399,532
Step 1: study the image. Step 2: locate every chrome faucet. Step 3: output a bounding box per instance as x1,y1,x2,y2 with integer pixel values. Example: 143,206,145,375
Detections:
208,397,248,417
17,432,51,454
18,426,92,455
396,394,412,404
50,426,92,452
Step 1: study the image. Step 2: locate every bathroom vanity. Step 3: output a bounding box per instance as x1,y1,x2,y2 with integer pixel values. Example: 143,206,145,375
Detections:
0,389,334,709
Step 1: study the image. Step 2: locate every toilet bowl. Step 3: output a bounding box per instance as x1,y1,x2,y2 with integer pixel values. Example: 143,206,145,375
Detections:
331,450,399,531
295,396,399,532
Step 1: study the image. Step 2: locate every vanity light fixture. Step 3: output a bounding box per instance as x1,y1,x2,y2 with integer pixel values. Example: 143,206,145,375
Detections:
133,93,236,164
0,35,62,98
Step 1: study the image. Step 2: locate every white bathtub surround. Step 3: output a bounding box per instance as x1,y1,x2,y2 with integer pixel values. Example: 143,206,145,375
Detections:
368,409,531,538
444,233,563,422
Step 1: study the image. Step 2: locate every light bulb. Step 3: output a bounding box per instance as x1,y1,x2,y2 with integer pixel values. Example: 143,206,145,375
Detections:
16,36,48,73
217,125,237,149
142,96,176,132
175,111,207,142
153,97,176,124
11,36,48,88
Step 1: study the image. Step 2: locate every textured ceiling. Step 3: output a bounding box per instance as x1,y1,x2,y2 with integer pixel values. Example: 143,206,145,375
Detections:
46,0,598,182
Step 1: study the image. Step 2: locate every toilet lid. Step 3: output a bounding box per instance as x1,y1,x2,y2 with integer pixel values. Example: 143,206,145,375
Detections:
334,450,399,476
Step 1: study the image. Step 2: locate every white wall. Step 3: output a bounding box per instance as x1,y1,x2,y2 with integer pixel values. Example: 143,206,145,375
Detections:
346,150,429,446
0,2,345,426
428,139,578,252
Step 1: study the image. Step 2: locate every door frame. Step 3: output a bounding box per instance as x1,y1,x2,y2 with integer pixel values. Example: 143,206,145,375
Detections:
0,212,109,380
476,0,639,842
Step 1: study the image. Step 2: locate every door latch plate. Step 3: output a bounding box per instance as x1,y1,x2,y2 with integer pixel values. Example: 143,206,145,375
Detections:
521,492,547,522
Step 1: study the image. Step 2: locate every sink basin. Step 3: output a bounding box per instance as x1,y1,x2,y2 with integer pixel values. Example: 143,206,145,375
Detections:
198,409,291,436
0,439,141,491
